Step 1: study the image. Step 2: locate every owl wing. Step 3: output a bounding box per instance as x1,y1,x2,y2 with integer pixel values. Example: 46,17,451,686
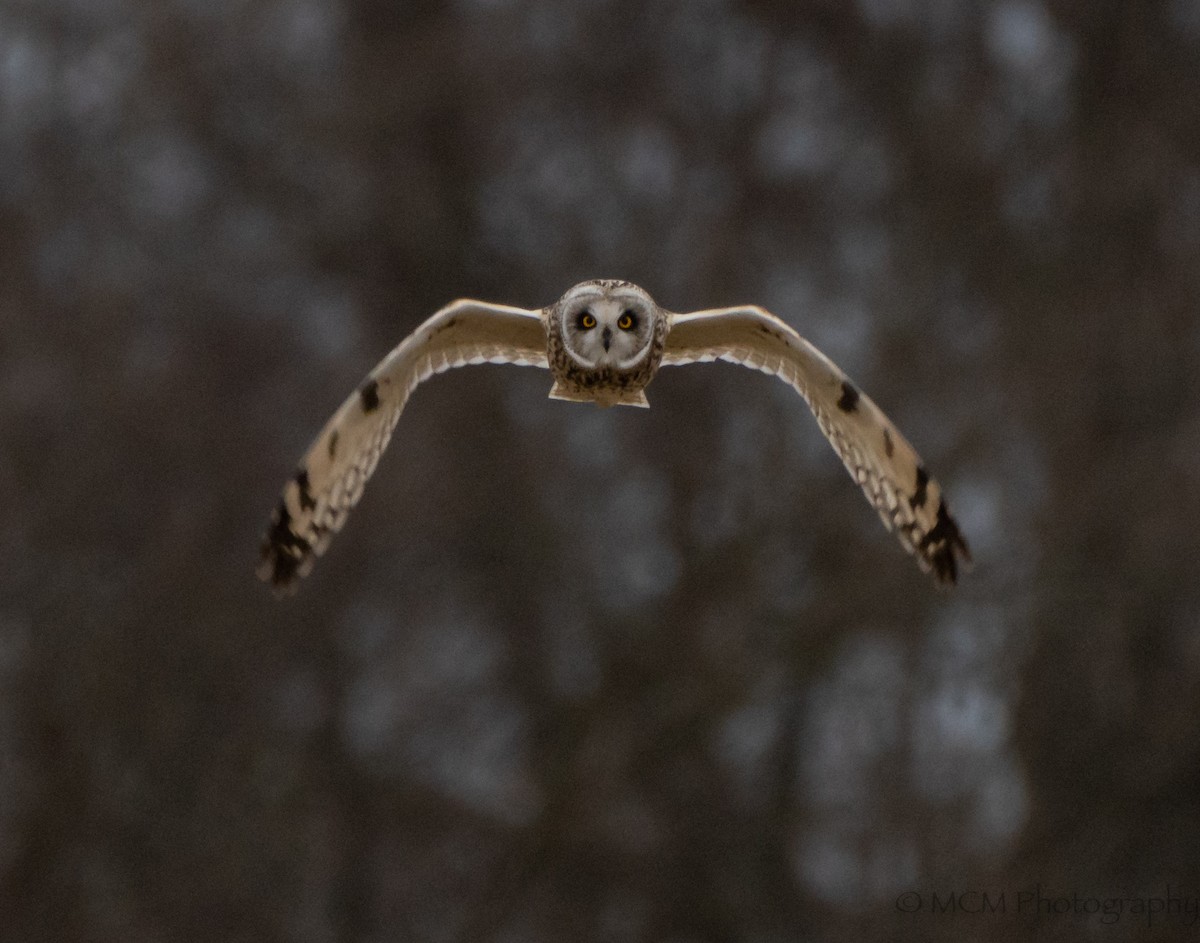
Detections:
661,306,970,585
259,300,548,594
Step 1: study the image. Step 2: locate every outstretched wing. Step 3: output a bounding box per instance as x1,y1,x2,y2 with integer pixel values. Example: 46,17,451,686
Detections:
662,306,970,585
259,300,548,594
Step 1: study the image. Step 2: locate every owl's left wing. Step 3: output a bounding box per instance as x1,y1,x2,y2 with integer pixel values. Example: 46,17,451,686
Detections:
662,306,970,585
259,300,548,594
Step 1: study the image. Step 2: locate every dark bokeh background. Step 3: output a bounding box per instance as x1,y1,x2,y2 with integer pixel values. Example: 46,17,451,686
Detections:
3,1,1200,940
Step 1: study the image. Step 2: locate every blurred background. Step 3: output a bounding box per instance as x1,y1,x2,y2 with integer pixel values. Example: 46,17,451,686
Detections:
3,0,1200,940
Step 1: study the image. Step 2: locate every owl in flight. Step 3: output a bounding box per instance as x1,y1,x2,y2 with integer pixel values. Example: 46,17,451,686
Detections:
259,279,969,593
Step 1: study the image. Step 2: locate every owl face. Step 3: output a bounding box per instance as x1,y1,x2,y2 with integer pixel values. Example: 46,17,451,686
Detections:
556,281,659,372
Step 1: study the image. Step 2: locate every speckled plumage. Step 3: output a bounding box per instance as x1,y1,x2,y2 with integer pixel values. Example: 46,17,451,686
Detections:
258,280,969,593
545,279,667,406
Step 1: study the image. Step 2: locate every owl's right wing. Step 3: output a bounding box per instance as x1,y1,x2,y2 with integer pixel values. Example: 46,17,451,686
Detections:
259,300,548,594
662,306,969,585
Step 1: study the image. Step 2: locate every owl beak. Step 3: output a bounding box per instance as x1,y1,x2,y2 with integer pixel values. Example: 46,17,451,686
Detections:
602,326,612,351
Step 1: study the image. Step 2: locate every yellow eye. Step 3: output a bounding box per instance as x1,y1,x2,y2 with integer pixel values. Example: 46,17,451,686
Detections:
579,312,597,329
618,311,636,330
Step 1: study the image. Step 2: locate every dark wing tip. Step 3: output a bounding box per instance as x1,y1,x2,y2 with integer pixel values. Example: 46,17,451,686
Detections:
257,499,312,597
919,499,972,587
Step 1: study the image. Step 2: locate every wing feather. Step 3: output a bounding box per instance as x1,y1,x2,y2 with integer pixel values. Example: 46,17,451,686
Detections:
662,306,970,585
259,300,548,593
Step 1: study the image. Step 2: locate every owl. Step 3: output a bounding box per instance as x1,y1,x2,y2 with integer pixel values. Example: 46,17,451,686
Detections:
259,279,969,593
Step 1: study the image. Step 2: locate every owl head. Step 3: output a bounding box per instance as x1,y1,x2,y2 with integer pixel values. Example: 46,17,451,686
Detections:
555,280,660,372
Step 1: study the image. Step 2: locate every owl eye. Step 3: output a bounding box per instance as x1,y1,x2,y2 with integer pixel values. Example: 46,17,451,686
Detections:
618,310,637,330
578,311,597,330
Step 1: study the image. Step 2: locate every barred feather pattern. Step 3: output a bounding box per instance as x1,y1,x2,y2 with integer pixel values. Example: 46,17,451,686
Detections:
258,301,548,594
662,306,970,584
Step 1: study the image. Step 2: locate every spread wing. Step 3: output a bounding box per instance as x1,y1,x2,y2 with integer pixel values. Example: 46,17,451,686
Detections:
259,300,548,594
662,306,970,585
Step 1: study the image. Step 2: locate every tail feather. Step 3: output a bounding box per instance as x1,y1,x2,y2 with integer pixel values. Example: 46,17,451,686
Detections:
549,382,649,408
